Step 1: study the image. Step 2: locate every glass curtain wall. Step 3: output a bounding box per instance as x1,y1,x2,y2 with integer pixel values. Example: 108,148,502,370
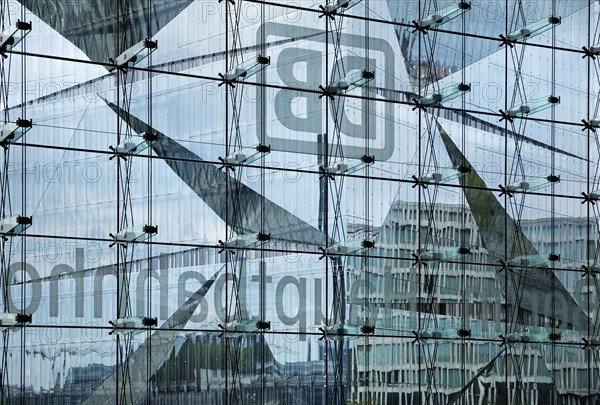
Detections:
0,0,597,404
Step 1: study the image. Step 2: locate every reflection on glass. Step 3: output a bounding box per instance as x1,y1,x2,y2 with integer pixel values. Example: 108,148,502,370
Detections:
219,144,270,167
342,69,374,91
418,247,470,263
110,133,156,157
110,225,157,246
506,96,560,118
0,313,31,332
583,336,600,349
3,1,599,403
322,239,374,257
417,166,469,184
414,2,471,30
322,70,374,96
111,39,157,70
413,327,470,342
507,16,561,42
587,45,600,58
109,316,157,336
417,83,470,106
0,215,31,236
219,320,270,337
584,264,600,276
501,330,558,346
0,119,32,146
0,20,31,54
321,323,373,340
322,155,374,176
588,117,600,129
320,0,363,15
506,175,560,193
219,233,270,250
507,254,548,268
220,55,270,84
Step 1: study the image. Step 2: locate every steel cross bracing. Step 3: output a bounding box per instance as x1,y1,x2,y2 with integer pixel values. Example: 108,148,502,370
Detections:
114,30,138,405
319,2,376,404
225,2,249,403
0,0,12,399
220,1,272,404
321,0,347,405
0,1,11,395
326,11,346,405
0,1,31,401
110,1,156,403
320,0,360,405
409,1,475,403
499,1,562,400
585,3,600,397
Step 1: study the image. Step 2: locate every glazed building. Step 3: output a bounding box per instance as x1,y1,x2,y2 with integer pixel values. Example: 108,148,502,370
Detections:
0,0,598,404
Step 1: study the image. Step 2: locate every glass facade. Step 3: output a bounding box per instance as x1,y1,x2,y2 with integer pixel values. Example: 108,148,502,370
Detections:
0,0,598,403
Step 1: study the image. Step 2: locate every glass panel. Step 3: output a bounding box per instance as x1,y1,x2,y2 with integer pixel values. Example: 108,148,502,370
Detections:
0,0,597,403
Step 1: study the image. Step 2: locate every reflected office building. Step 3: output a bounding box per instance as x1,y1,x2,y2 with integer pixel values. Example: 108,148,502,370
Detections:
0,0,599,404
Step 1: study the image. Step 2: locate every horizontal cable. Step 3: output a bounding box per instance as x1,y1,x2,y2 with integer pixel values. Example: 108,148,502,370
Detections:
5,49,593,129
13,323,593,347
247,0,589,55
7,141,592,202
9,232,595,276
